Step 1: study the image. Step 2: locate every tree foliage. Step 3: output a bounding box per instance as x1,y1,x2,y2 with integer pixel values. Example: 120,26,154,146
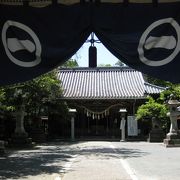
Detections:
136,96,169,131
98,63,112,67
136,81,180,132
136,96,168,120
115,60,127,67
61,59,79,68
0,70,68,119
0,87,14,115
146,75,172,88
159,84,180,102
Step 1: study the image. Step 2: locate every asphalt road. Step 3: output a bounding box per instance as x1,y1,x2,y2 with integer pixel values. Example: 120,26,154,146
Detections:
62,141,131,180
0,141,180,180
112,141,180,180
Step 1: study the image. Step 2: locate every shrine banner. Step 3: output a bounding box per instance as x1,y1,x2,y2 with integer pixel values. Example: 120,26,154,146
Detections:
94,1,180,83
0,2,91,85
0,1,180,85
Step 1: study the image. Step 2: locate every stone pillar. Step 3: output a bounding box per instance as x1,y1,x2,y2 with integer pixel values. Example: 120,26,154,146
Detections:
119,108,127,142
69,109,77,141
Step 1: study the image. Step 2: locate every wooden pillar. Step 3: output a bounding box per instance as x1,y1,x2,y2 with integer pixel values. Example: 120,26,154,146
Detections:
71,116,75,141
96,118,98,135
88,117,90,134
106,117,109,134
0,141,5,154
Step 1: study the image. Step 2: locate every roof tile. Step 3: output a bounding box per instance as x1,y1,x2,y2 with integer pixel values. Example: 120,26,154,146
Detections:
58,67,164,99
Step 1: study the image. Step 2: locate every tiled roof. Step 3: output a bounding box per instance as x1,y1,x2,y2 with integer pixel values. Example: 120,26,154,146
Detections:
57,67,165,100
144,82,166,95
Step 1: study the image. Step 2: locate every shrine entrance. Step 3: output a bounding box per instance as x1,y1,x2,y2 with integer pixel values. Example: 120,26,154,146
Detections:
58,67,164,140
70,101,133,139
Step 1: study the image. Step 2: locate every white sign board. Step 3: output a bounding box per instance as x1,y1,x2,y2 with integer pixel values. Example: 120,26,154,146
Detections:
127,116,138,136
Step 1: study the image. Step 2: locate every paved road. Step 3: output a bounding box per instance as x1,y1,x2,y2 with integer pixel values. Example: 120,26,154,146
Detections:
62,141,131,180
112,142,180,180
0,141,180,180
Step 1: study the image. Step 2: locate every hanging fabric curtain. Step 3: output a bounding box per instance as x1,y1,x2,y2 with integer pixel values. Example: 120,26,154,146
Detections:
0,1,91,85
94,0,180,83
0,0,180,85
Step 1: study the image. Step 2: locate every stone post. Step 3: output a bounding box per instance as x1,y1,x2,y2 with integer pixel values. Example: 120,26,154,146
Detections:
119,108,127,142
120,117,126,141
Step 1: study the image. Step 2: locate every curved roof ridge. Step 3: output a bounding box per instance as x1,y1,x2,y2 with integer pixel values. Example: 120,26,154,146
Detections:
144,82,166,90
144,82,166,95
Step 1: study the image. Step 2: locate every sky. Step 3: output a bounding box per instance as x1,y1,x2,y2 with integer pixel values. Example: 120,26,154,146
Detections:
72,35,119,67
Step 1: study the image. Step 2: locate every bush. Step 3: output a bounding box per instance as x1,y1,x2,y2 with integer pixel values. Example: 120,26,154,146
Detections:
136,96,169,131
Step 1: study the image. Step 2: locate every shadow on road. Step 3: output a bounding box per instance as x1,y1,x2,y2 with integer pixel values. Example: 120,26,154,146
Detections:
0,141,149,179
68,143,149,159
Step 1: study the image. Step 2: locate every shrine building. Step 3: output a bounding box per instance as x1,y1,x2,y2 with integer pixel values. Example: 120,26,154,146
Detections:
57,67,165,139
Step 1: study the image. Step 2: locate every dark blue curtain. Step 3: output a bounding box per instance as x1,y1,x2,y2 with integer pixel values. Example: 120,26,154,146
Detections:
0,1,180,85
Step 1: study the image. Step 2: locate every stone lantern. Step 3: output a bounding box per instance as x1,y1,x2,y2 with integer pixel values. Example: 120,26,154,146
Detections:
11,104,32,146
164,99,180,147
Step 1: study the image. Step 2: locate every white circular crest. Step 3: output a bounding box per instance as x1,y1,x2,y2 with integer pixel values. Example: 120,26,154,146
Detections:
2,20,42,67
138,18,180,66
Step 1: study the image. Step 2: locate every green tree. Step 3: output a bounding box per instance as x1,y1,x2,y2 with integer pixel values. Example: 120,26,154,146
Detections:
114,60,127,67
159,84,180,102
61,59,79,68
0,88,10,117
136,97,167,120
0,88,6,112
145,74,180,103
0,87,15,117
2,70,68,119
136,96,168,131
0,71,69,139
146,75,172,87
98,63,112,67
